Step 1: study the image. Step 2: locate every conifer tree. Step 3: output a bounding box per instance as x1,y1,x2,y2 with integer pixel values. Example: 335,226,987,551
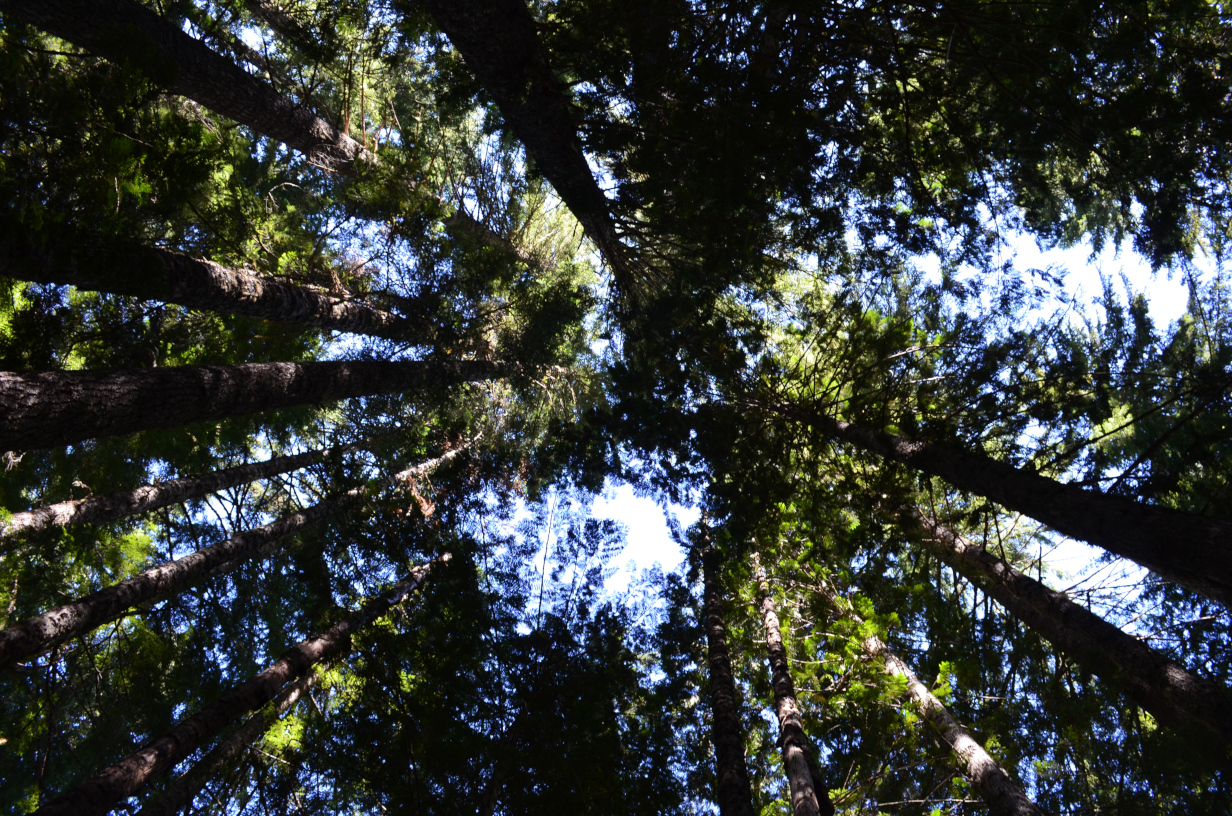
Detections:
0,446,466,665
134,671,320,816
0,223,433,342
0,0,366,171
753,554,832,816
3,0,1232,813
36,556,447,816
0,359,502,450
794,410,1232,608
702,545,757,816
1,444,350,541
905,506,1232,756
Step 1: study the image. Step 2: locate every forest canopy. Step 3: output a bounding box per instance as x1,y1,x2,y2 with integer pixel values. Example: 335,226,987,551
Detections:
1,1,1231,814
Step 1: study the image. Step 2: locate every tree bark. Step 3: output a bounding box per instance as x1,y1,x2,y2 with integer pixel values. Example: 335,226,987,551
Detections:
0,221,435,343
134,670,318,816
34,556,448,816
1,0,535,284
805,412,1232,609
907,507,1232,756
1,445,347,543
817,585,1048,816
0,358,503,451
872,639,1047,816
418,0,629,283
754,556,833,816
702,548,757,816
0,447,466,666
0,0,366,172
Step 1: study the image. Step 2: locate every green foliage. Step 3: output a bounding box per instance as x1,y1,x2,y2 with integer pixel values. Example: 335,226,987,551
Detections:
3,1,1232,814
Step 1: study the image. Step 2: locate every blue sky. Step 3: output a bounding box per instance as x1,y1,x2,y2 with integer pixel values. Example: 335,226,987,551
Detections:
592,483,698,592
590,231,1207,602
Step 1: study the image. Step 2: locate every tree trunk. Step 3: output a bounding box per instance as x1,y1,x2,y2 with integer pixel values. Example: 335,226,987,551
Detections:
0,0,366,172
134,670,318,816
0,221,435,343
872,638,1048,816
907,507,1232,756
34,556,448,816
818,584,1047,816
805,412,1232,609
0,446,466,666
419,0,629,283
180,1,292,91
754,556,833,816
0,358,503,451
1,0,533,284
702,548,757,816
1,445,348,543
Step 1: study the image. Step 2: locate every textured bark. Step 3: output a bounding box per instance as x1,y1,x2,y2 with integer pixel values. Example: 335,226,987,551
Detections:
0,447,466,666
419,0,629,281
702,549,757,816
0,0,544,283
0,222,433,342
135,671,317,816
908,508,1232,755
0,358,503,451
818,586,1047,816
808,413,1232,609
2,497,337,666
1,446,345,543
0,0,366,171
755,557,832,816
35,557,447,816
872,640,1048,816
173,0,294,96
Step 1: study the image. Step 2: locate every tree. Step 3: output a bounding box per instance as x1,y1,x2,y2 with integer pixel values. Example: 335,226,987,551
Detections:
702,542,758,816
3,0,1232,813
0,220,434,343
0,359,501,450
753,554,832,816
789,410,1232,608
134,670,320,816
419,0,630,284
0,445,466,665
1,443,350,540
37,556,447,816
904,506,1232,757
0,0,366,172
811,569,1047,816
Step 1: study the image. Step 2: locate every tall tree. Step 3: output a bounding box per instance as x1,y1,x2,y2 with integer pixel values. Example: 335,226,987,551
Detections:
816,580,1048,816
0,445,466,665
1,444,351,541
753,555,832,816
905,505,1232,757
0,0,366,172
134,671,320,816
0,359,502,450
702,545,757,816
35,556,448,816
417,0,629,284
790,408,1232,608
0,222,435,343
